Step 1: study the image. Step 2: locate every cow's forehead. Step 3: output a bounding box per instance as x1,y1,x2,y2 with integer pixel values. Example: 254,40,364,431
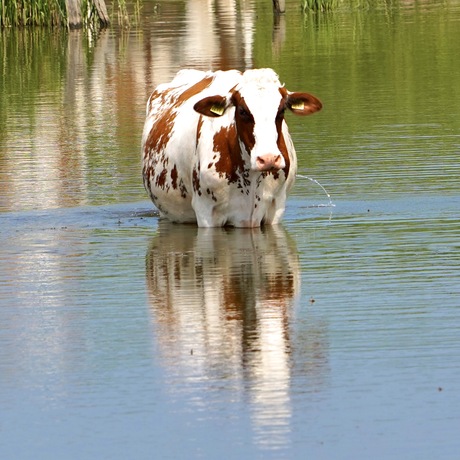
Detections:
236,69,284,112
240,85,283,109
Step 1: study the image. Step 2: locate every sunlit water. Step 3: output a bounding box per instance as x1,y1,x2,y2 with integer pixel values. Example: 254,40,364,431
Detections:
1,1,460,458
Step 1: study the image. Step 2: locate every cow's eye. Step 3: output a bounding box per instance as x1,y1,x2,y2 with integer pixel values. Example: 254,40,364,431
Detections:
238,106,251,120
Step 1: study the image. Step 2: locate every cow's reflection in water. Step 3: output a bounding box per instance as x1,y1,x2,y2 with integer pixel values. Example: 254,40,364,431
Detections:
146,222,300,448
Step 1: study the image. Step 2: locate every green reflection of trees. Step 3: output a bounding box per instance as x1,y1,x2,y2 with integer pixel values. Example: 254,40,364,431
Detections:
251,2,460,196
295,7,460,128
0,28,67,135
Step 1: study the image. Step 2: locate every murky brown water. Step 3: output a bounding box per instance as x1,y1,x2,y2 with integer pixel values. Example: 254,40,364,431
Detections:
1,1,460,458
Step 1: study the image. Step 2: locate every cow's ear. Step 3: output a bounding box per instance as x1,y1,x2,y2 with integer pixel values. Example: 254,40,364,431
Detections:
194,95,229,117
287,92,322,116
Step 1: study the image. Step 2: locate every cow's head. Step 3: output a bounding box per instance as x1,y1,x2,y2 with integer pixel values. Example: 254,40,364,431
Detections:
193,69,322,172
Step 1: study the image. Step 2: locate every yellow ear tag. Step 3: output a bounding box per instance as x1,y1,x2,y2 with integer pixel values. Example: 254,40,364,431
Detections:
290,101,305,111
210,104,225,116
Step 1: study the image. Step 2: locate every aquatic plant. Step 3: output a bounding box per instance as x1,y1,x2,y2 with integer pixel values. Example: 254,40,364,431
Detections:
0,0,112,28
0,0,145,28
301,0,340,12
301,0,390,11
0,0,66,27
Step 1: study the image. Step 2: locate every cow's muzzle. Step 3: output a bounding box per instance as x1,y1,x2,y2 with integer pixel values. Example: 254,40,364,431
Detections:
255,153,284,172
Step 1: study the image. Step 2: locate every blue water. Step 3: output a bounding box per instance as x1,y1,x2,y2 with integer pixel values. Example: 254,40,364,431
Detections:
1,194,459,459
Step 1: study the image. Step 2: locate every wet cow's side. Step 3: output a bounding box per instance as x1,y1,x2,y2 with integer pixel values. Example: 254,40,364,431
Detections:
142,68,322,227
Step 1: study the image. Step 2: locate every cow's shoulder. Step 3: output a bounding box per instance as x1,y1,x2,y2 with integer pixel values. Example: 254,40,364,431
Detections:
170,69,209,86
206,69,242,94
236,68,281,93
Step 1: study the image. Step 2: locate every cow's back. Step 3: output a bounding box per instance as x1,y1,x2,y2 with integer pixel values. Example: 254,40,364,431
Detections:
142,69,242,222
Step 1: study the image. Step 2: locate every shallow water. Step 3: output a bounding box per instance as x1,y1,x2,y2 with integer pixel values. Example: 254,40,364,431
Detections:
1,0,460,458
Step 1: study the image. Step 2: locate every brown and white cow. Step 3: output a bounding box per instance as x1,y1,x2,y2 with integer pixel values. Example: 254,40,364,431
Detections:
142,68,322,227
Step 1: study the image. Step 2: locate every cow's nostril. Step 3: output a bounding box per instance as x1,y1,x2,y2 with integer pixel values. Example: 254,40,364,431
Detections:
256,154,283,171
257,157,266,167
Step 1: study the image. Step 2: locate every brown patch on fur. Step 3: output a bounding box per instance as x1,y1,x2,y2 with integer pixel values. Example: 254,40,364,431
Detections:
231,92,255,153
145,109,176,155
213,125,247,183
276,87,290,178
192,164,201,195
178,76,214,105
155,168,168,189
179,179,188,199
196,116,204,147
170,164,178,189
